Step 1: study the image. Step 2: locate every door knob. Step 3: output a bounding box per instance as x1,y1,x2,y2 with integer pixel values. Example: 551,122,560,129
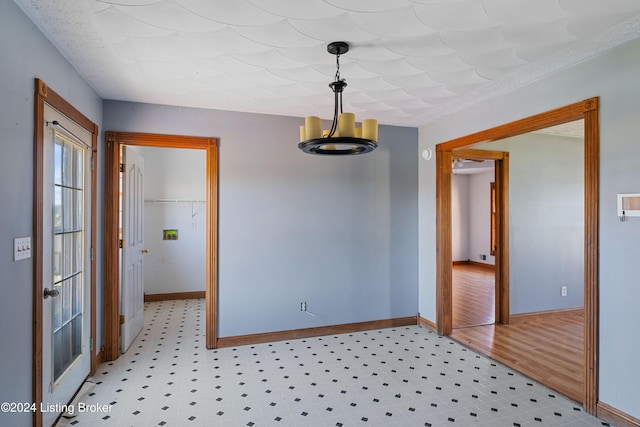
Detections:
44,288,60,299
141,248,149,254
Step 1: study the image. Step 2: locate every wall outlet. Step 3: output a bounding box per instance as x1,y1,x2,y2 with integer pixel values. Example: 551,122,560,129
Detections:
300,302,307,312
561,286,568,297
480,254,487,261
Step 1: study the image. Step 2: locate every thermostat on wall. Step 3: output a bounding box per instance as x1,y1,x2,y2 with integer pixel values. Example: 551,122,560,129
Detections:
617,193,640,220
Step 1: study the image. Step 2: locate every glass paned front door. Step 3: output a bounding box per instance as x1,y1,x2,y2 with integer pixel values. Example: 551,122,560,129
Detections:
52,134,85,382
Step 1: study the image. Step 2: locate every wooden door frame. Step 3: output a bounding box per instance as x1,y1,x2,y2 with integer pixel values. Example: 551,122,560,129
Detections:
435,98,599,414
103,132,219,362
449,149,510,326
33,79,99,427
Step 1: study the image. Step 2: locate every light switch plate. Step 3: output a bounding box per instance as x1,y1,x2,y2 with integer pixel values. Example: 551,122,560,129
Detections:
14,236,31,261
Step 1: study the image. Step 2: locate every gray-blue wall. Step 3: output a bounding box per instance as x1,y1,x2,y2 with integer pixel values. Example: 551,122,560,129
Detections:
479,133,584,313
0,1,103,426
103,102,419,337
419,38,640,420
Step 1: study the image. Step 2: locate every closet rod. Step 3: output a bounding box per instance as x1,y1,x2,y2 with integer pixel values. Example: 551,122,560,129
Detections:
144,199,206,203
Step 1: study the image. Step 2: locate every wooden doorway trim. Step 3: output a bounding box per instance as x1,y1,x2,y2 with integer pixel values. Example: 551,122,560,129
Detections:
435,98,599,414
103,132,219,361
33,79,99,427
450,149,510,326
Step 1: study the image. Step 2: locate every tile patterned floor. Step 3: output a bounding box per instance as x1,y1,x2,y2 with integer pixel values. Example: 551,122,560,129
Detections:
57,299,610,426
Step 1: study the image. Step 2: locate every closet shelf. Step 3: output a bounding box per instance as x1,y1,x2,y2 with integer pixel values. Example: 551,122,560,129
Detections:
144,199,205,217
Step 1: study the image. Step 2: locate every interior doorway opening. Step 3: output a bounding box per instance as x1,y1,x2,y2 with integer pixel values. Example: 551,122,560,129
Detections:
104,132,219,362
117,144,208,353
450,122,586,402
435,98,599,413
450,156,499,329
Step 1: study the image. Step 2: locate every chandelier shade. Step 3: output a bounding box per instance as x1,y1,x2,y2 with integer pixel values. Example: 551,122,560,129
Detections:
298,42,378,156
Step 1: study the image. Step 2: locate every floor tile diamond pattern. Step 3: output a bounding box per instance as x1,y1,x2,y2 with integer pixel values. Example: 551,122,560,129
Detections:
56,299,609,426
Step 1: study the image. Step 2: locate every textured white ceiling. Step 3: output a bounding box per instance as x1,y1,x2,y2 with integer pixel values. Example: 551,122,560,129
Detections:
14,0,640,126
535,119,584,138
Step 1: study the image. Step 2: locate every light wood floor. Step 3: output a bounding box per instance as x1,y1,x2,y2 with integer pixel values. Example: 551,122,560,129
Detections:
451,264,584,403
452,263,495,328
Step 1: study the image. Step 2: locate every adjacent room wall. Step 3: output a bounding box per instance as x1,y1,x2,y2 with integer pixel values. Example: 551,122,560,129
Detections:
478,133,584,313
451,174,470,261
451,170,496,265
419,38,640,420
136,147,207,295
103,102,419,337
0,2,103,426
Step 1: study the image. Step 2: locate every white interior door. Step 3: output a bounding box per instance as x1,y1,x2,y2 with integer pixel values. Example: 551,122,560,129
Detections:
121,146,145,353
42,105,92,427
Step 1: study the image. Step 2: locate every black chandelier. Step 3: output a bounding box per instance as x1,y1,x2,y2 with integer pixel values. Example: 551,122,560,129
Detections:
298,42,378,156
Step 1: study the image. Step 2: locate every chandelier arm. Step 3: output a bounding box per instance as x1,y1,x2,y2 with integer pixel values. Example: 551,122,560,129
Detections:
329,88,339,137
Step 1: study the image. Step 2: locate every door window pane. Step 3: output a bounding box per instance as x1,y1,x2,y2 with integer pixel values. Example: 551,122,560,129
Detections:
51,134,85,382
63,234,73,279
72,274,82,317
73,189,83,231
63,188,73,232
53,283,62,331
73,232,82,275
74,146,83,189
54,139,62,186
53,234,62,284
54,186,63,234
61,142,72,187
